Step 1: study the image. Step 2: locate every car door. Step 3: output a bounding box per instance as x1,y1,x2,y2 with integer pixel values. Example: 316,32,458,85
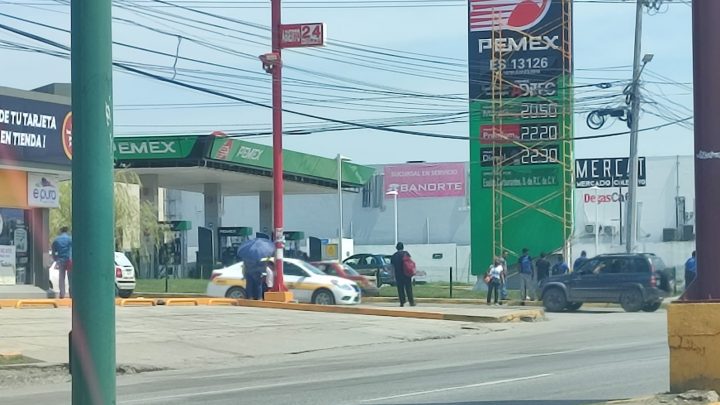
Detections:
594,258,630,301
283,262,312,302
567,258,606,302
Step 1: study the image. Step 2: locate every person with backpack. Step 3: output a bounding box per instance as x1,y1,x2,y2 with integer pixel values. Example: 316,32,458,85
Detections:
390,242,416,307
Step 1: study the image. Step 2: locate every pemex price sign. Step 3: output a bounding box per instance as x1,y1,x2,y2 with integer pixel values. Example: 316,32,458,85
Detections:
468,0,573,273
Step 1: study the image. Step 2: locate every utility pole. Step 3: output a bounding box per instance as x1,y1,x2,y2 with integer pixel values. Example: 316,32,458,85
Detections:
684,0,720,300
70,0,116,403
625,0,644,253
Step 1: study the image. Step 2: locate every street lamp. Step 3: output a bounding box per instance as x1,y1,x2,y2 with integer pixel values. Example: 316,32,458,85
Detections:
336,154,351,261
591,186,600,256
386,189,399,246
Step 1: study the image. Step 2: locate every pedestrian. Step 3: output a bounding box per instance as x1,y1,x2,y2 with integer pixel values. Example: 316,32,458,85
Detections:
552,255,570,276
685,250,697,289
51,226,72,299
390,242,416,307
573,250,589,272
518,248,535,301
486,258,503,305
536,252,551,283
499,250,509,300
243,259,265,300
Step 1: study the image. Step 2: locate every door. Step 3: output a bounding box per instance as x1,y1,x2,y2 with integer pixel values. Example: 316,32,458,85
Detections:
566,258,605,302
283,262,312,302
594,258,630,301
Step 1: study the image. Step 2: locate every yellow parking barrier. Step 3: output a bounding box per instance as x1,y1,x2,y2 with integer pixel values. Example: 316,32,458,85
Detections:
118,298,156,307
164,298,199,306
207,298,239,306
15,299,59,309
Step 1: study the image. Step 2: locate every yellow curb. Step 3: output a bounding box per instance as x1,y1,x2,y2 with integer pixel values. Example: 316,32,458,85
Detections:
0,351,23,360
207,298,239,306
164,298,199,306
15,299,58,309
118,298,156,307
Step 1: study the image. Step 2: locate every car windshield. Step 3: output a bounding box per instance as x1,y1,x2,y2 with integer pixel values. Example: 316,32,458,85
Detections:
343,265,360,276
294,261,326,276
382,256,391,265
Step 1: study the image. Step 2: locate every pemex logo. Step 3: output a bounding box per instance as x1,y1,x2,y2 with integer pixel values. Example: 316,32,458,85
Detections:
470,0,552,32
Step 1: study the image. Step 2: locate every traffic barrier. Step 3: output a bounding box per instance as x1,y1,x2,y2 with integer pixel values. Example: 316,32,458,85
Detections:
208,298,239,306
118,298,156,307
164,298,199,306
15,299,59,309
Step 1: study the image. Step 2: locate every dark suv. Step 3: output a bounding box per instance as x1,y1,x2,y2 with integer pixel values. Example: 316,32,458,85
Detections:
539,253,674,313
343,254,396,287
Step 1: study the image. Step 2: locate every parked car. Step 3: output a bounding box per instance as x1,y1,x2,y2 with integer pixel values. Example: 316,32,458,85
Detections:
312,261,379,296
539,253,673,313
386,254,429,285
49,252,136,298
206,258,361,305
343,254,395,287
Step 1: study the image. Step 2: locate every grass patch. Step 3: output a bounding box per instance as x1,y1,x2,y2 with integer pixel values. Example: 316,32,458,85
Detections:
0,355,40,366
135,279,208,294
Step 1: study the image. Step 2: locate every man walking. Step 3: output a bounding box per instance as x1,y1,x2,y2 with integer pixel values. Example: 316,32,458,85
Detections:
536,252,551,283
685,251,697,290
51,226,72,299
518,248,535,301
391,242,415,307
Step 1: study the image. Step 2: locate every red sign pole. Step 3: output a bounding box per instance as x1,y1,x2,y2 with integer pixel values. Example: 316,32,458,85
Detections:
271,0,288,294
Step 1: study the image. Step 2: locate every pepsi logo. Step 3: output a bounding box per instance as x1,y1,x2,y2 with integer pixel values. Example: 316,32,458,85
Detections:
470,0,552,33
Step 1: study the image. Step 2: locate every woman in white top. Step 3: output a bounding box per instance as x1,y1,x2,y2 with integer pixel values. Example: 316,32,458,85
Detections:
486,258,504,305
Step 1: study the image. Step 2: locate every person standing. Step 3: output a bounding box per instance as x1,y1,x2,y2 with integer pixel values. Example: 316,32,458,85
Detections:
391,242,415,307
518,248,535,301
685,251,697,290
536,252,551,283
51,226,72,299
552,255,570,276
486,258,503,305
499,250,510,300
243,260,265,300
573,251,589,272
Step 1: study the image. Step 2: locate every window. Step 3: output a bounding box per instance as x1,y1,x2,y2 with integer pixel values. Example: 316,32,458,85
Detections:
324,265,338,276
283,262,307,277
342,265,360,276
344,257,360,268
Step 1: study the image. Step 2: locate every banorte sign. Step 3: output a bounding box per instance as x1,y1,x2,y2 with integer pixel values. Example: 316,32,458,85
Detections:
384,163,466,199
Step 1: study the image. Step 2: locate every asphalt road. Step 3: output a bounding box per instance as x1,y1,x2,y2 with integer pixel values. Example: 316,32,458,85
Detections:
2,307,668,405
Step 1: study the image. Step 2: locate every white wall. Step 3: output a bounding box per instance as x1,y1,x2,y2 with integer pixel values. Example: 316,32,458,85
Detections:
355,243,471,283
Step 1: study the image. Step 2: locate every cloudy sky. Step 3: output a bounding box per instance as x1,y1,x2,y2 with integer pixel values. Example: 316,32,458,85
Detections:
0,0,693,165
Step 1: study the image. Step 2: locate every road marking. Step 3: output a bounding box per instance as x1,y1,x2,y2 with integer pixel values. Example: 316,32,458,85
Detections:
359,373,552,403
122,381,300,404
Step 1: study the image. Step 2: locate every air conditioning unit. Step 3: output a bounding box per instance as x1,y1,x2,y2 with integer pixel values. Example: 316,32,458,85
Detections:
603,225,617,236
585,224,595,234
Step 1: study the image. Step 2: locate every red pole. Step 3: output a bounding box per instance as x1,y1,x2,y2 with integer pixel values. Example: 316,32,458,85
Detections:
271,0,288,292
683,0,720,301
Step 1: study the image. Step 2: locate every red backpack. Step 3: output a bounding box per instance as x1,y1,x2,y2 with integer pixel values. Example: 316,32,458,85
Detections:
402,253,417,277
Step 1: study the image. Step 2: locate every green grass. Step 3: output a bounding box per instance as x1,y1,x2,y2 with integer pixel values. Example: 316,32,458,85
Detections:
378,282,522,300
135,279,209,294
0,355,40,365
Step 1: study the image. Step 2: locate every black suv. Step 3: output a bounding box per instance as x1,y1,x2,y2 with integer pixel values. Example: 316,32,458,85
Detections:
539,253,674,313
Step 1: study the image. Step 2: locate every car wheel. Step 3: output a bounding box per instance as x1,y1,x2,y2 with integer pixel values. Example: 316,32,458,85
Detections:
642,301,662,312
542,288,567,312
312,288,336,305
118,289,133,299
225,287,247,299
620,289,644,312
565,302,583,312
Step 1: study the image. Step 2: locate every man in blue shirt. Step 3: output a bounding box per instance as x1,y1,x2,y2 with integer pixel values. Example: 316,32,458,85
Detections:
685,251,697,290
51,227,72,299
518,248,535,301
573,251,588,272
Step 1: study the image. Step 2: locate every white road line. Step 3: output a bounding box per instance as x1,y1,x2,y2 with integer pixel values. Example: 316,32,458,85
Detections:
122,381,299,404
360,373,553,403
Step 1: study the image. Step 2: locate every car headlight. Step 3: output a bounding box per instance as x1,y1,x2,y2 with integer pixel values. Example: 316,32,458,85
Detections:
331,280,354,291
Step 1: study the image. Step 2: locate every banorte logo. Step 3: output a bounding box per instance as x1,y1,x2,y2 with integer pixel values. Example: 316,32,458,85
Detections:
61,112,72,160
469,0,552,32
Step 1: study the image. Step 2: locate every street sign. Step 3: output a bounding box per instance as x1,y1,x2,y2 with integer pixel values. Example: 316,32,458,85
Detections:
279,23,325,48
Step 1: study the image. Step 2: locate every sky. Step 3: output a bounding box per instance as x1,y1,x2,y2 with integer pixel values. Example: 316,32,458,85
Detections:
0,0,694,166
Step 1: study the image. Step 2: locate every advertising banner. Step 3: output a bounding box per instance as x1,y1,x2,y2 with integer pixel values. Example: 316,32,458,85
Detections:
27,173,60,208
0,94,72,167
0,245,16,285
384,163,466,199
575,157,647,188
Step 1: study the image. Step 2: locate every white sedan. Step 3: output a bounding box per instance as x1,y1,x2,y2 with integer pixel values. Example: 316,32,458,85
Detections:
207,258,361,305
49,252,137,298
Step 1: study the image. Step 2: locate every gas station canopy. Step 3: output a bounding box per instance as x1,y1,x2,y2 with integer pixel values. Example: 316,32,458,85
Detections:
114,135,375,194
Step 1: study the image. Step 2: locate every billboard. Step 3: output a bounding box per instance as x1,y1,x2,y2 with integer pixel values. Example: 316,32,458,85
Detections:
0,94,72,167
469,0,572,274
384,163,466,199
575,157,647,188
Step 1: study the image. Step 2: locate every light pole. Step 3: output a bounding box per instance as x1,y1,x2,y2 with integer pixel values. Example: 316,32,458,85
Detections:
591,186,600,256
386,189,399,246
336,154,350,261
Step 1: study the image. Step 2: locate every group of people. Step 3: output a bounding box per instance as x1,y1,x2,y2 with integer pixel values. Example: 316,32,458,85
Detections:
484,248,576,305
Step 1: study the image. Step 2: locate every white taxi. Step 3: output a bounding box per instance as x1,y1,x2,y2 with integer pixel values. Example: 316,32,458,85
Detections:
206,258,361,305
49,252,137,298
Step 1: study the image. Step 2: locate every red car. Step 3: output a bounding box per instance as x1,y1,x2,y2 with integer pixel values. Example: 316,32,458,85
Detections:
312,261,380,297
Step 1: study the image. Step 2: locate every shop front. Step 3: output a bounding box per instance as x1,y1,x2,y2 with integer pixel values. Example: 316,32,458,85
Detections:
0,85,71,293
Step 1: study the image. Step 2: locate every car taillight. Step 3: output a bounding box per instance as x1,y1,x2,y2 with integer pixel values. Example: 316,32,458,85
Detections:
650,274,657,287
115,267,122,278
